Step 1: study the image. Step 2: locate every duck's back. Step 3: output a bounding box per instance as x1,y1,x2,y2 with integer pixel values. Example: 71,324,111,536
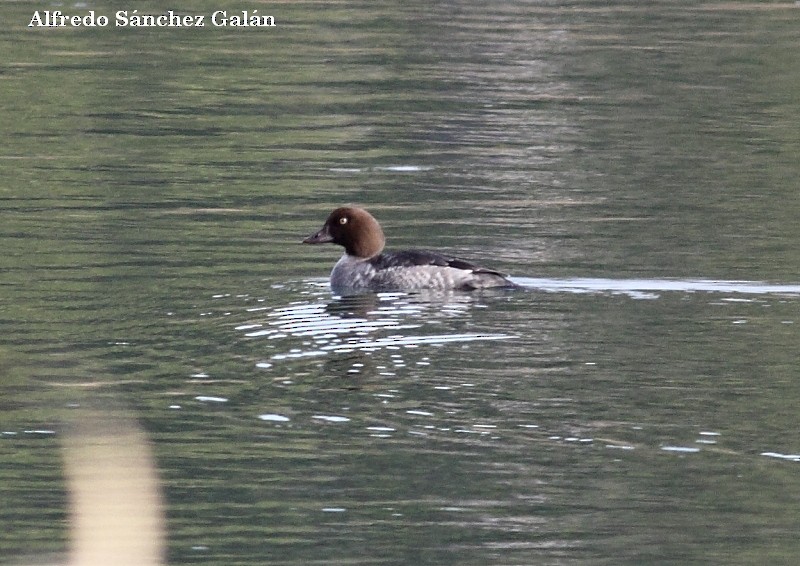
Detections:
331,249,515,293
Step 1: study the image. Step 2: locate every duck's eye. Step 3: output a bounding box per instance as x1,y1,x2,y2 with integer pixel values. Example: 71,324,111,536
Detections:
339,217,348,225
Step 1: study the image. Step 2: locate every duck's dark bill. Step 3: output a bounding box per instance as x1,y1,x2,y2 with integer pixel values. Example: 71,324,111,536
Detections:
302,226,333,244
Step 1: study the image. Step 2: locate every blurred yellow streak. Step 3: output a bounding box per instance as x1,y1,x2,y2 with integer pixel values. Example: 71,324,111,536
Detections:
63,413,165,566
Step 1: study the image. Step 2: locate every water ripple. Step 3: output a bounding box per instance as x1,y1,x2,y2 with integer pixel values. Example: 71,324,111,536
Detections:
240,291,514,367
514,277,800,298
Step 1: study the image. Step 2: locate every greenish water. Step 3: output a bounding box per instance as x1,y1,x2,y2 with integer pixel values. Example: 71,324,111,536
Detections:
2,1,800,564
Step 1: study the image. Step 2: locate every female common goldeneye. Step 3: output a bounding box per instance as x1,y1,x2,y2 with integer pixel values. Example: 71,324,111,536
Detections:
303,206,517,293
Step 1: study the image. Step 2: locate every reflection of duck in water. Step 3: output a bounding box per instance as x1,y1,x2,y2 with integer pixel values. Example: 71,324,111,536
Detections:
323,292,383,319
303,207,517,295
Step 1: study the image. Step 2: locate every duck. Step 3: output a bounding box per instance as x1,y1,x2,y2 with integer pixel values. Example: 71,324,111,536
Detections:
303,206,517,294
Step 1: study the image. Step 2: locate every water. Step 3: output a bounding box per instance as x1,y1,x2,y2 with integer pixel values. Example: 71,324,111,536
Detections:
2,1,800,564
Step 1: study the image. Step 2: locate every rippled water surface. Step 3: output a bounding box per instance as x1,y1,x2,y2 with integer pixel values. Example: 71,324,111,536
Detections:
2,1,800,564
